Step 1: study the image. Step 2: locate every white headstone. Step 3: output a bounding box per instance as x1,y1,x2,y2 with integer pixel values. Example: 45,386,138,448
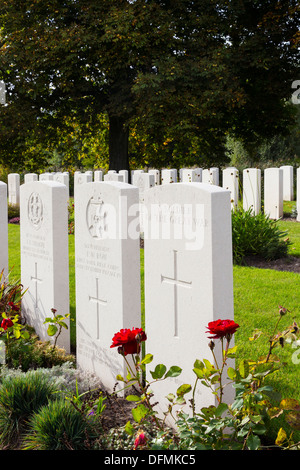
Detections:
194,168,203,182
75,181,141,392
202,168,219,185
0,182,8,277
144,183,234,425
280,165,294,201
222,167,239,209
39,173,53,181
119,170,128,183
74,172,92,198
20,181,70,351
8,173,20,205
24,173,38,184
243,168,261,215
132,172,155,233
297,168,300,223
181,169,197,183
94,170,103,182
264,168,283,220
104,173,123,182
161,169,177,184
149,169,160,185
53,172,70,199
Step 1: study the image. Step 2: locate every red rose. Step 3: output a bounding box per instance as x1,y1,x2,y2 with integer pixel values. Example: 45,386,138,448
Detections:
134,430,147,450
206,319,240,340
1,318,14,330
8,301,19,312
110,327,147,356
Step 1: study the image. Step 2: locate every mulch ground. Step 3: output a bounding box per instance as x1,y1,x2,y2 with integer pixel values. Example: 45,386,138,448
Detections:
242,254,300,273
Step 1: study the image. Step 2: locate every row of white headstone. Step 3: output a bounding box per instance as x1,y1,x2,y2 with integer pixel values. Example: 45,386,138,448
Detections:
1,177,235,424
7,165,300,222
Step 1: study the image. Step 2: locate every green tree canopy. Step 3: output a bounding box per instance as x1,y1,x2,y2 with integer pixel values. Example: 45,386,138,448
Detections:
0,0,299,172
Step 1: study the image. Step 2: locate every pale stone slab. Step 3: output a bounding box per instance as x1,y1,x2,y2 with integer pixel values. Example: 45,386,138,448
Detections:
202,168,219,185
0,182,8,277
75,181,141,392
144,183,234,424
264,168,283,220
280,165,294,201
243,168,261,215
119,170,128,183
24,173,38,183
222,167,239,209
181,169,197,183
20,181,70,351
39,173,53,181
149,169,160,185
53,172,70,199
161,169,177,184
194,168,203,182
104,173,123,182
8,173,20,205
74,172,92,198
132,173,155,232
94,170,103,182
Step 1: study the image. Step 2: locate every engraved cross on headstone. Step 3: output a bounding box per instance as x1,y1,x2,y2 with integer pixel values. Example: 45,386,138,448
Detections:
161,250,192,337
89,277,107,340
31,262,42,309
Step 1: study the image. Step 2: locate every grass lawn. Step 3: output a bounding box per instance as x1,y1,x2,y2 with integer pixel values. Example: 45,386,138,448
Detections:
7,217,300,440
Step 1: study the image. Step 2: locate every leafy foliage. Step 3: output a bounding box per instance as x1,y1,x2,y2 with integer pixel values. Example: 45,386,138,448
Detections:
0,371,57,448
0,0,298,170
232,208,291,264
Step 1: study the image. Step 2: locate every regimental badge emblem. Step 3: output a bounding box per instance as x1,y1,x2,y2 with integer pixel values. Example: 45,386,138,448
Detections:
28,192,43,230
86,194,108,239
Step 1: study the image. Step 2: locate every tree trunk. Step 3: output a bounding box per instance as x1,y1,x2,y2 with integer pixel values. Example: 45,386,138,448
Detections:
108,114,130,175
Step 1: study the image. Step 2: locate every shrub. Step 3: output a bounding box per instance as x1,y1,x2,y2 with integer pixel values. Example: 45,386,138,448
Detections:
7,327,76,371
7,203,19,221
231,208,291,264
0,371,57,448
24,399,98,450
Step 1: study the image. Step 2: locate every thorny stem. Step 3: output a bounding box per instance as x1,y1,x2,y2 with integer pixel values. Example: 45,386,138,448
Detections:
129,354,164,431
265,315,282,363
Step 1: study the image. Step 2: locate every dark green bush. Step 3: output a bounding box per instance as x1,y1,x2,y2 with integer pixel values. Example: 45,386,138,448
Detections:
7,203,20,221
0,371,57,448
24,399,98,450
232,208,291,264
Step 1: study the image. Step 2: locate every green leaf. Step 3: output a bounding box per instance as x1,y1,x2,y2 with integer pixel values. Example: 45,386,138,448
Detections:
176,384,192,397
227,367,236,380
203,358,215,371
47,324,58,336
194,359,204,370
131,404,148,423
246,434,261,450
125,421,135,436
116,374,124,382
140,353,153,365
239,359,249,378
275,428,287,446
126,395,141,402
226,345,237,357
150,364,167,379
165,366,182,378
166,393,175,402
215,402,228,417
193,367,204,379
